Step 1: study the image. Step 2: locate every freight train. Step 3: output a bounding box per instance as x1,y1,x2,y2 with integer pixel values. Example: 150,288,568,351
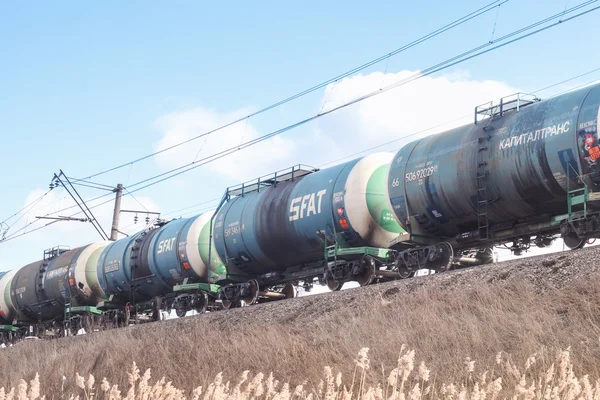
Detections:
1,81,599,344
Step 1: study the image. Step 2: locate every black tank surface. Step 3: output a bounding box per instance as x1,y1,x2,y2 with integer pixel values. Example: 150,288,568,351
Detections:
387,83,600,243
10,247,90,323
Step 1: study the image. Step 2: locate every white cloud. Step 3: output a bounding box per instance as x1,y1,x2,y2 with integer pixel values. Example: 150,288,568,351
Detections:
150,70,522,182
310,69,521,165
153,107,296,181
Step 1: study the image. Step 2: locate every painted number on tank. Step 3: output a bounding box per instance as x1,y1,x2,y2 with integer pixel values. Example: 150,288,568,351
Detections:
224,221,243,238
157,237,176,254
289,190,327,221
105,260,120,273
405,164,439,184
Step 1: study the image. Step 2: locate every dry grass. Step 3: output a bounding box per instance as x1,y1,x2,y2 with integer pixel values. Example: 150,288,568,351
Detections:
2,271,600,399
3,345,600,399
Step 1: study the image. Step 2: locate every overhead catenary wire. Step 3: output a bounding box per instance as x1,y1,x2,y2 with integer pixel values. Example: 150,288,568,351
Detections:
39,3,600,216
320,65,600,169
112,67,600,233
532,66,600,93
119,202,220,235
119,1,600,196
2,68,598,245
2,3,599,245
545,76,600,98
68,180,115,192
7,61,600,240
123,187,150,212
0,192,113,242
76,0,508,182
67,177,115,190
0,189,52,227
13,2,594,222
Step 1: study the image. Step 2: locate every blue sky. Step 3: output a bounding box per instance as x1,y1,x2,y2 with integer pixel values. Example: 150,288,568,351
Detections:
1,0,600,269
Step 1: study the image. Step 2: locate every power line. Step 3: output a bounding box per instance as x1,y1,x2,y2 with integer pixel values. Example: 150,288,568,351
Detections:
2,4,599,245
532,67,600,93
546,76,600,98
41,193,114,219
69,180,115,192
3,69,597,245
36,1,600,227
123,187,150,212
0,189,51,227
321,65,600,168
68,178,115,190
117,67,600,231
318,114,473,168
119,201,220,235
119,1,600,196
76,0,508,182
160,198,220,218
0,192,113,242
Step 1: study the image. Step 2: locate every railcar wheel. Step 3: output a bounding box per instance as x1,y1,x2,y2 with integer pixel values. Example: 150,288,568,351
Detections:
431,242,454,272
221,299,242,309
355,256,376,287
396,267,415,279
240,280,260,305
326,277,344,291
83,314,92,333
175,306,187,318
281,283,297,299
475,247,495,264
564,233,585,250
194,292,209,314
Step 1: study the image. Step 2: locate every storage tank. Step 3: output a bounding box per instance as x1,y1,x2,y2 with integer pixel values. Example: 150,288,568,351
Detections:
9,244,107,323
213,152,406,280
387,83,600,247
96,213,224,304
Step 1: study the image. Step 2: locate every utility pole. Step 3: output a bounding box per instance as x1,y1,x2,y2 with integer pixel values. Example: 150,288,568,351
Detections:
110,184,123,241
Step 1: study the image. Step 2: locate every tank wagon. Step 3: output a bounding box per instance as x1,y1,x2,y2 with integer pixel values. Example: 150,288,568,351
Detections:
0,243,110,337
95,212,226,322
1,82,599,341
180,152,430,308
386,82,600,273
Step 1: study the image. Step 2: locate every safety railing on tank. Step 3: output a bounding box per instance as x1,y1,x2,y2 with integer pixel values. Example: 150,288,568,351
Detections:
224,164,318,201
474,92,540,124
43,245,70,260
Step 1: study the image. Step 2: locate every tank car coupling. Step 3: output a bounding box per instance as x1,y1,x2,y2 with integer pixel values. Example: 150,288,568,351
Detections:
392,242,454,273
218,280,296,308
172,292,209,318
218,281,258,308
533,236,554,248
351,256,376,287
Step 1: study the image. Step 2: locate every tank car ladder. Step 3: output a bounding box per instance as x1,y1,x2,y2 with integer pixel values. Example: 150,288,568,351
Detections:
474,92,540,241
476,128,491,241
